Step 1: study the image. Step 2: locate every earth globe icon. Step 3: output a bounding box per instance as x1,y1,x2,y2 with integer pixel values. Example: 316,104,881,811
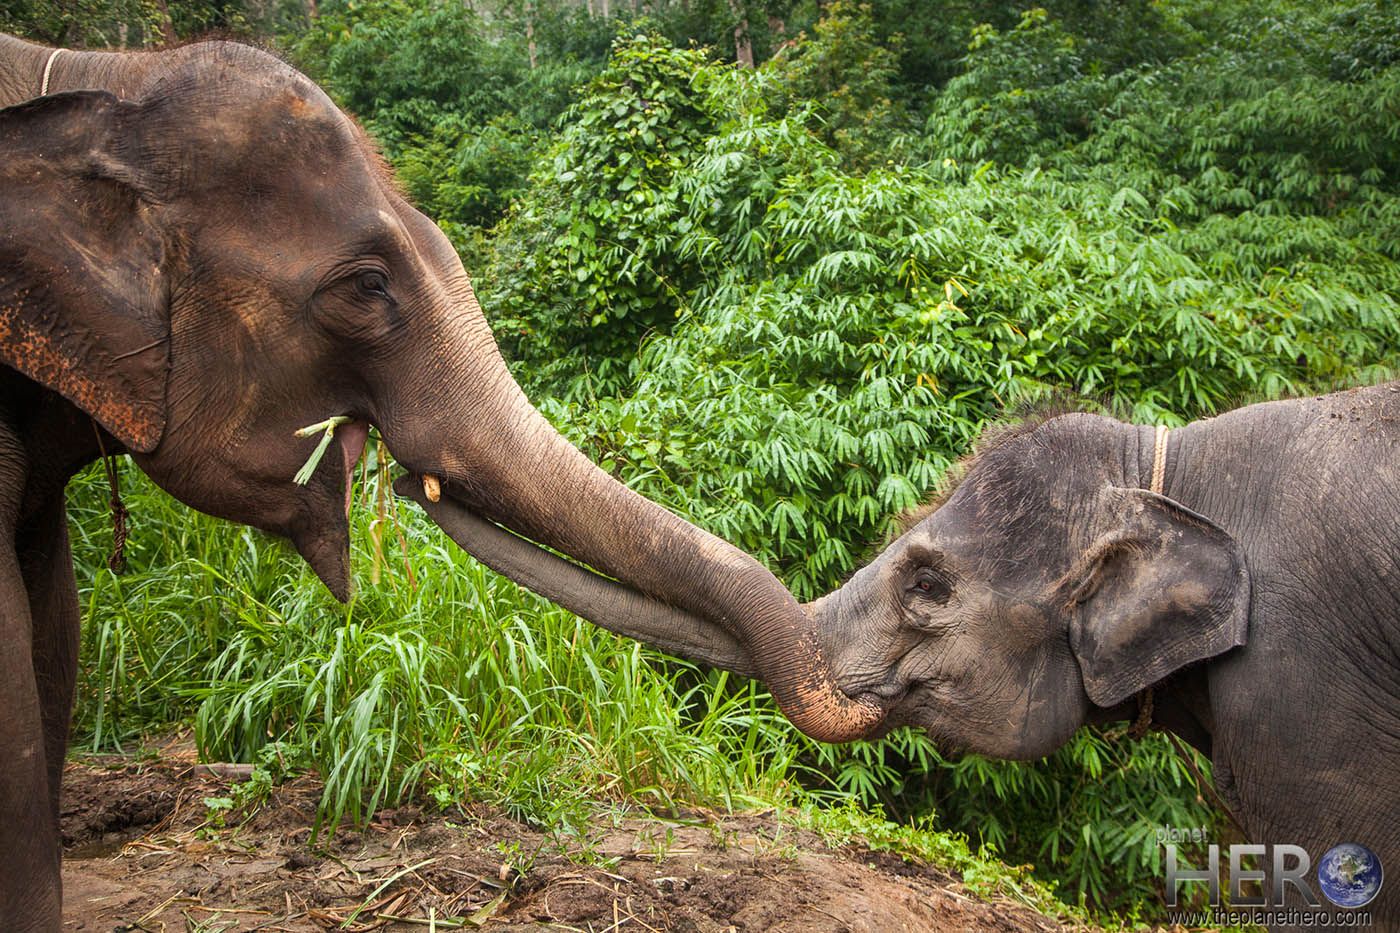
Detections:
1318,843,1383,908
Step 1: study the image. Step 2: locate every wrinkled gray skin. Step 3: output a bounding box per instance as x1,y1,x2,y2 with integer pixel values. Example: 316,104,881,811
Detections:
803,384,1400,930
0,36,877,930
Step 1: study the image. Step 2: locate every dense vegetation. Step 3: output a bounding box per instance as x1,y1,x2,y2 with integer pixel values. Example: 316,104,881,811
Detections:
9,0,1398,922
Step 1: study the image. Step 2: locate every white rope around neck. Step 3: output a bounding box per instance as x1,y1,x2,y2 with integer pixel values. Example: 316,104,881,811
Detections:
1150,424,1170,496
40,47,65,96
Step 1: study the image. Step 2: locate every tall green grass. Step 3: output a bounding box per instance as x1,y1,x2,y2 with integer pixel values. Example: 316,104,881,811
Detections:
69,460,812,831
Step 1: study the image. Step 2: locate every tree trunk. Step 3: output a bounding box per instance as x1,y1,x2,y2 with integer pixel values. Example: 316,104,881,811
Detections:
153,0,177,45
730,0,754,68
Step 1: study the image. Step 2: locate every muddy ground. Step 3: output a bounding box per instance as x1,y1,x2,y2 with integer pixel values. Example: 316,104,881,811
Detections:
61,738,1088,932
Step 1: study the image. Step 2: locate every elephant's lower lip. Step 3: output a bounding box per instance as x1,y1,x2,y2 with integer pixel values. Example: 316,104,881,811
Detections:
338,420,371,517
847,683,907,708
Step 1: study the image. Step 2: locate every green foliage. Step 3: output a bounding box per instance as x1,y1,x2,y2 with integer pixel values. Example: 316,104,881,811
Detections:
2,0,165,47
1,0,311,47
641,0,809,67
926,8,1099,166
1328,0,1400,80
293,0,520,152
489,36,721,382
395,113,542,244
766,1,908,166
291,0,615,241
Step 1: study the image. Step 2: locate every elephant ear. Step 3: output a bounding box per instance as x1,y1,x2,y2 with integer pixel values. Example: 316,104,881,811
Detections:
0,90,168,452
1065,486,1250,708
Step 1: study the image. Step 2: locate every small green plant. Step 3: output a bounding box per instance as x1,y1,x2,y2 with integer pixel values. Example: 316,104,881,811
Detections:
493,839,543,881
230,766,275,811
201,796,235,832
636,825,677,863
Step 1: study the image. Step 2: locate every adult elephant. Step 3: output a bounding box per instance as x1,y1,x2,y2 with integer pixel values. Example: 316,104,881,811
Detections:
780,385,1396,929
0,36,879,930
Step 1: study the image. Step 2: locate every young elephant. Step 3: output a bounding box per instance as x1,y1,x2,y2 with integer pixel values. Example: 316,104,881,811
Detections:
805,383,1399,927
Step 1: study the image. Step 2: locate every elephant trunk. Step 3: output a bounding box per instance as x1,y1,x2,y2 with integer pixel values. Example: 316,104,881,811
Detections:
395,477,761,678
405,339,883,742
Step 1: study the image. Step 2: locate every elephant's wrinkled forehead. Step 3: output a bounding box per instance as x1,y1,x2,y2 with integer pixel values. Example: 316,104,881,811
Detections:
143,55,378,199
915,417,1115,561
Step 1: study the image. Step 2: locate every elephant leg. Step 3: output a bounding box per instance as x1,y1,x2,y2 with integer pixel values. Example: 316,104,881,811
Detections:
0,424,61,930
0,541,62,929
18,493,80,833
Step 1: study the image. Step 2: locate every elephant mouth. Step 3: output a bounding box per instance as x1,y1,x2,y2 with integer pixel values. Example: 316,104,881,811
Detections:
834,676,910,715
820,635,921,713
338,420,371,516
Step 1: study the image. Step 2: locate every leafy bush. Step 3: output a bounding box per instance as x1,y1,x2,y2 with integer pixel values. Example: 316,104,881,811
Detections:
489,36,721,384
395,113,542,247
292,0,616,239
294,0,518,152
767,1,909,166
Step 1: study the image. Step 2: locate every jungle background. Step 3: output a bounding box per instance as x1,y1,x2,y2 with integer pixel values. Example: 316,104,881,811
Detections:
4,0,1398,923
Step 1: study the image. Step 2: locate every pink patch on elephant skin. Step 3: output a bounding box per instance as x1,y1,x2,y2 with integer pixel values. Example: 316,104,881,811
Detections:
338,420,371,517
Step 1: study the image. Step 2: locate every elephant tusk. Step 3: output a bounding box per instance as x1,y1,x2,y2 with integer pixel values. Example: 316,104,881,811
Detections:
422,474,441,502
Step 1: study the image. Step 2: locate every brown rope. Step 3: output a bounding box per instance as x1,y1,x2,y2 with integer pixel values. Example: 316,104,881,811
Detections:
39,48,65,96
91,421,129,574
1128,687,1154,739
1150,425,1170,495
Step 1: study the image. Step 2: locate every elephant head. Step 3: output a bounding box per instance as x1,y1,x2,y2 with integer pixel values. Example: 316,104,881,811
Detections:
800,412,1250,758
0,41,881,742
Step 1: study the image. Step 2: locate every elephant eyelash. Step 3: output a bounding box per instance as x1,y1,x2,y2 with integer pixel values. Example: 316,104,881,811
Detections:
356,270,391,299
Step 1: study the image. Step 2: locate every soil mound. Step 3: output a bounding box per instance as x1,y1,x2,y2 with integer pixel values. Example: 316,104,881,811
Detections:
62,742,1083,932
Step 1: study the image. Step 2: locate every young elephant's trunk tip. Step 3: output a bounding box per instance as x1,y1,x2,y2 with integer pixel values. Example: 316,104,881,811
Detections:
779,668,887,743
745,599,887,743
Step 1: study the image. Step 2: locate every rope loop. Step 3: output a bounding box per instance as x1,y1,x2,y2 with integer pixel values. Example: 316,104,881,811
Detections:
91,421,129,575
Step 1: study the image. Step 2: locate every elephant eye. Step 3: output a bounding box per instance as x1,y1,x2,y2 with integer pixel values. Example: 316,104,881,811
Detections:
356,270,390,299
910,568,951,604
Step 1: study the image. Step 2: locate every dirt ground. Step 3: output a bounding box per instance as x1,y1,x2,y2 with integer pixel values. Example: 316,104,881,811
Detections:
61,738,1087,932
